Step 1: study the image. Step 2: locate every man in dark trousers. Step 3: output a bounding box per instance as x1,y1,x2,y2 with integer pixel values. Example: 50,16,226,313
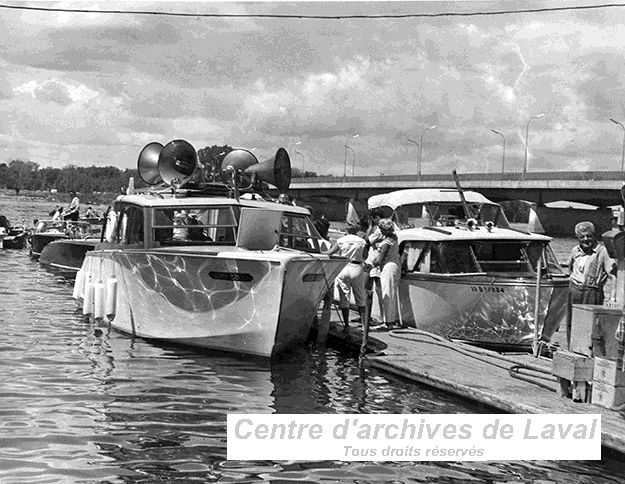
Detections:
565,221,616,344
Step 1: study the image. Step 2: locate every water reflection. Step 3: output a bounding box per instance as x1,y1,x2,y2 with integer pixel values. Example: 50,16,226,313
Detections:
1,220,625,482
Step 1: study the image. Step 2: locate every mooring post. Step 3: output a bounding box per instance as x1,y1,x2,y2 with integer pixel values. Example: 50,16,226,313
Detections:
316,290,332,343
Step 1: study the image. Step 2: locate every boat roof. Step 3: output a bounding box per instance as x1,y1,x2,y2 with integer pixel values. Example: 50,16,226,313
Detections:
115,193,311,214
368,189,494,210
397,226,552,243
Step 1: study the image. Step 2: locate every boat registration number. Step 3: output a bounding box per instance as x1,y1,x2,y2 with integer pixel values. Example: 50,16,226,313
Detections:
470,285,505,293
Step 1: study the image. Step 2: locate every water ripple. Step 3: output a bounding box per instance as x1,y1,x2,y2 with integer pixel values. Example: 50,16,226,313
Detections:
0,201,624,482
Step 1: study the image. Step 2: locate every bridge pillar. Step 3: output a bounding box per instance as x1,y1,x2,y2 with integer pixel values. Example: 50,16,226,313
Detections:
530,205,614,237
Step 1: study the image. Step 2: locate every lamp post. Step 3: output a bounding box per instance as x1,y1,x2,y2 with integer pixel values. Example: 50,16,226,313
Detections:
290,140,301,153
343,134,359,178
294,150,305,172
344,145,356,176
610,118,625,174
407,138,419,171
490,129,506,175
418,125,437,176
523,113,544,180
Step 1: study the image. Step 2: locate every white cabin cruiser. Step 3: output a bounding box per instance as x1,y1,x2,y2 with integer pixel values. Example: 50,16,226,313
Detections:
369,188,569,348
74,140,346,358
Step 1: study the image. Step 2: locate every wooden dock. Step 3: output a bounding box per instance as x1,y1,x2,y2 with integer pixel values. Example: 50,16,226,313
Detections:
327,320,625,454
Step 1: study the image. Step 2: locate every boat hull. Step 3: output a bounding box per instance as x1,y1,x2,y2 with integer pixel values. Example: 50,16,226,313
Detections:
39,239,99,273
1,230,28,249
77,249,344,357
30,233,68,259
373,273,568,346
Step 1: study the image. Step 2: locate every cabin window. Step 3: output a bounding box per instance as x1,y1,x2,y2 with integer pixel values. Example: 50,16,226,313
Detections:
525,241,565,275
279,214,322,252
434,242,480,273
152,206,237,246
469,241,563,275
471,242,532,273
478,204,510,228
400,241,430,273
393,203,425,228
106,205,142,245
426,204,467,226
121,206,144,245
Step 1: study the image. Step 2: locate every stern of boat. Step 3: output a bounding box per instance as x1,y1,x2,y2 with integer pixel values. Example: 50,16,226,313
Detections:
273,255,346,355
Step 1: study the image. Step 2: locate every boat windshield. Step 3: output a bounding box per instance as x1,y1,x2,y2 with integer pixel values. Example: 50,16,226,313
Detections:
279,213,325,252
401,240,564,276
152,206,238,246
392,202,510,229
149,206,325,252
34,219,95,238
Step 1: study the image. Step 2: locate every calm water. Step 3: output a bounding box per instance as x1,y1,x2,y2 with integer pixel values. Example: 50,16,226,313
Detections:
1,195,624,483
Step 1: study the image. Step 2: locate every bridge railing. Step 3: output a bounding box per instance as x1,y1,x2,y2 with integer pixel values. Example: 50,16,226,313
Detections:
293,171,625,183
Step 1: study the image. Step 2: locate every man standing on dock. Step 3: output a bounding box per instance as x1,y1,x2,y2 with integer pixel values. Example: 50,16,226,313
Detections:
566,221,616,343
323,222,367,332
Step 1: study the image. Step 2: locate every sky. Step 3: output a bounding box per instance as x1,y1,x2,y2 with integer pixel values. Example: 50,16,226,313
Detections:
1,0,625,177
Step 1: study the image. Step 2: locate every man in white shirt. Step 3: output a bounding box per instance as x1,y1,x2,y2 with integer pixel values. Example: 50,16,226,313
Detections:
63,192,80,221
324,223,367,332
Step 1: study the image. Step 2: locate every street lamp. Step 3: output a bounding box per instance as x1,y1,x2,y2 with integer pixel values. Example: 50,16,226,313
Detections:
289,140,301,153
344,145,356,176
294,150,305,172
418,125,437,176
610,118,625,174
406,138,419,170
343,134,359,178
490,129,506,175
523,113,544,180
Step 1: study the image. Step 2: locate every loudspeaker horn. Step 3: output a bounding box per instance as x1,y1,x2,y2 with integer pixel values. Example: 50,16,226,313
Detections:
245,147,291,192
158,139,198,186
137,142,164,185
222,149,259,173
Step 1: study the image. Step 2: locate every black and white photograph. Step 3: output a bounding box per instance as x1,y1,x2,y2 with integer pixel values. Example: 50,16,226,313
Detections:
2,1,625,482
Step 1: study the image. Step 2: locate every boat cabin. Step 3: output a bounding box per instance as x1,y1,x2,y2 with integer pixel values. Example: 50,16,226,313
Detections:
103,195,328,253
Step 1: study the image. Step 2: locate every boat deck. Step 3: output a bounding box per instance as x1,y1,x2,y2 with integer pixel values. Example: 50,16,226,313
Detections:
327,320,625,454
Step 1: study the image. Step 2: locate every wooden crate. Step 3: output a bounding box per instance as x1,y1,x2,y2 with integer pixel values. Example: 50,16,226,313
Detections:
594,357,625,386
591,381,625,408
552,351,594,381
569,305,621,358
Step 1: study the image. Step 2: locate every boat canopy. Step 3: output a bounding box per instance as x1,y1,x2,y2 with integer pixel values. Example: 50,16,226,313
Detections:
368,189,492,210
368,189,510,229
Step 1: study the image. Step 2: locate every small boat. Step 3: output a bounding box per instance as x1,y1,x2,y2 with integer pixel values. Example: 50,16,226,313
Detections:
73,139,346,358
368,185,569,349
0,226,29,249
39,238,99,274
29,220,101,259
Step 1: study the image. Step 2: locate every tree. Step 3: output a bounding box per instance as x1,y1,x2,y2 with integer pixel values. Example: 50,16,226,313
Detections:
6,159,39,195
197,145,233,179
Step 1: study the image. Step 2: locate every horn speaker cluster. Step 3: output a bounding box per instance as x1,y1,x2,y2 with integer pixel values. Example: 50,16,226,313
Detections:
137,140,292,192
137,139,197,186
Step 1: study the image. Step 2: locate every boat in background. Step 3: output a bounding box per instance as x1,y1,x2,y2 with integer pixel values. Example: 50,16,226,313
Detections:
29,219,101,259
368,186,569,349
73,139,346,358
0,225,28,249
39,238,99,274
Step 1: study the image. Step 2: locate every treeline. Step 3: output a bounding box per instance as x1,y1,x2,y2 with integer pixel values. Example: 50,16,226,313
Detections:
0,160,138,195
0,144,318,195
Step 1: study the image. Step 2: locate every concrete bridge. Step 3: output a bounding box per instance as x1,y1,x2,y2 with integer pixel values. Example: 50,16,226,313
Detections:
288,171,625,236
